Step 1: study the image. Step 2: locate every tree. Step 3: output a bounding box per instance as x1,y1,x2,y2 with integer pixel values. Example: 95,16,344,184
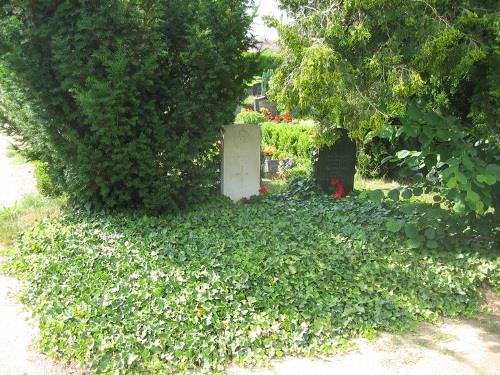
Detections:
0,0,253,211
270,0,499,214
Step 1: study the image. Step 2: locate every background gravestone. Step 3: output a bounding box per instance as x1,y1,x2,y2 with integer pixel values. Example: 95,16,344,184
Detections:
221,124,261,201
253,96,278,116
314,129,356,194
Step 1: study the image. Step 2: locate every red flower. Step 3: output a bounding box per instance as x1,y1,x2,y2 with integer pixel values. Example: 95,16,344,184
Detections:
259,186,268,194
330,178,340,187
335,184,345,199
330,178,345,198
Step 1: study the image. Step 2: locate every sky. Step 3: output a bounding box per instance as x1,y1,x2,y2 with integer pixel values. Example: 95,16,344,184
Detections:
251,0,288,42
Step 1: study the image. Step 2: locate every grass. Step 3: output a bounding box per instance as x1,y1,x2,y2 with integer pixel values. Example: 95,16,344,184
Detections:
0,194,65,250
261,178,287,194
4,191,498,374
354,175,400,191
4,143,28,165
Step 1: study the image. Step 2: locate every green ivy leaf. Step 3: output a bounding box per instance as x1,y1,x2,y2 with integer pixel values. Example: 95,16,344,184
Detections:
387,189,400,201
486,164,500,177
426,240,439,249
385,220,402,233
446,177,457,188
404,223,420,239
412,187,423,196
406,238,422,249
476,174,496,185
368,189,384,203
424,228,436,240
401,189,413,200
465,189,480,203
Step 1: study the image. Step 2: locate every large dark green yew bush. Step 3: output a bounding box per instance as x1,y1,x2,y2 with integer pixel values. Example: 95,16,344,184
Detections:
0,1,253,210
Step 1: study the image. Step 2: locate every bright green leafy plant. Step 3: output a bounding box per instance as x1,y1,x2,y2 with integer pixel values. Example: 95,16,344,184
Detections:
33,161,62,198
260,122,316,167
6,194,498,373
235,110,266,125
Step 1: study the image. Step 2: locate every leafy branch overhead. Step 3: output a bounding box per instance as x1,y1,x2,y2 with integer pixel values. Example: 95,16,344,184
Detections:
271,0,499,214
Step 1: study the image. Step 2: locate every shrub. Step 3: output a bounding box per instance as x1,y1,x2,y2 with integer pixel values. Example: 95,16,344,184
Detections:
357,140,393,179
33,161,62,198
0,1,253,211
281,165,310,180
242,49,283,76
235,110,265,125
261,69,273,97
260,122,316,166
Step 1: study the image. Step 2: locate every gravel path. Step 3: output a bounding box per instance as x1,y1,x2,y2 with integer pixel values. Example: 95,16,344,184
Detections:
230,313,500,375
0,275,82,375
0,134,498,375
0,134,82,374
0,135,37,208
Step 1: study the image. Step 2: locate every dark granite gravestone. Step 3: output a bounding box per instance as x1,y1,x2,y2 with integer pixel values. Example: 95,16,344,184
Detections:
314,129,356,194
251,82,261,96
253,96,278,116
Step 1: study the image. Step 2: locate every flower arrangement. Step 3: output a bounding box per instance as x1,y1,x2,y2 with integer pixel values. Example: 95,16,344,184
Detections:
260,107,271,116
330,178,345,199
262,145,277,158
265,113,292,123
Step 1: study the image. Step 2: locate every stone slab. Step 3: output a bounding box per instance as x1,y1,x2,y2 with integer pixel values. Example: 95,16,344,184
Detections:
253,96,278,116
314,129,356,194
221,124,261,201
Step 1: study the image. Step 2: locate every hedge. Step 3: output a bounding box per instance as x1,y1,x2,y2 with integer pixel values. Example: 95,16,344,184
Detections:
260,122,317,166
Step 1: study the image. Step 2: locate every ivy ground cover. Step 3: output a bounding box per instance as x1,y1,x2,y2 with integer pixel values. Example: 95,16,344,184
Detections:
6,195,498,374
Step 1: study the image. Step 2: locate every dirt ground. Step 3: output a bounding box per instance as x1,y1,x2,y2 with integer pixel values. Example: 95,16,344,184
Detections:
1,134,499,374
0,134,81,374
230,311,500,375
0,135,37,208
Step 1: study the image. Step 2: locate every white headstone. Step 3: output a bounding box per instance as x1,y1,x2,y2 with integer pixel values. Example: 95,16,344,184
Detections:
221,124,261,201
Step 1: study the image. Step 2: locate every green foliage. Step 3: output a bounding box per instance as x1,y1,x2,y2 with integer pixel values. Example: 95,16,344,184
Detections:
260,122,316,166
261,69,273,97
0,195,63,248
242,95,256,108
0,65,48,161
235,110,266,125
33,161,62,198
362,185,498,250
272,0,499,214
243,49,283,78
6,195,498,373
357,140,393,179
0,1,253,211
384,101,500,214
280,165,310,180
